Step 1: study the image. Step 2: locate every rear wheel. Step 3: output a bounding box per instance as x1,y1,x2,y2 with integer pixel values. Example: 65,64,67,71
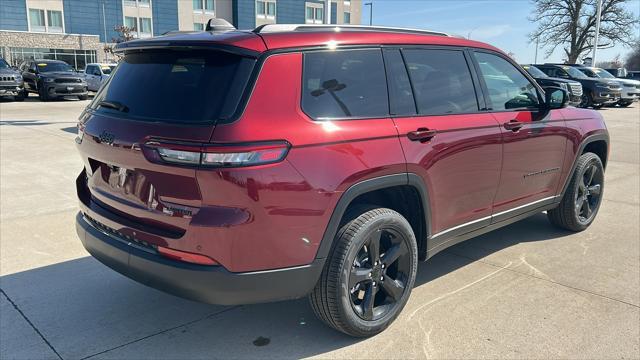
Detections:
548,152,604,232
78,94,88,100
310,208,418,337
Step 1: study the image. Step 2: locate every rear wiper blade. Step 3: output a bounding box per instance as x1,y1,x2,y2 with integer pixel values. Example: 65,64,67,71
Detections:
98,100,129,113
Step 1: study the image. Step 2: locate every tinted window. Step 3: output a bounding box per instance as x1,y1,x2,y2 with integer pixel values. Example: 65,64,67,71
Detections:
402,49,478,115
474,52,539,110
523,65,548,78
0,59,9,69
383,49,416,116
302,49,388,119
92,50,255,124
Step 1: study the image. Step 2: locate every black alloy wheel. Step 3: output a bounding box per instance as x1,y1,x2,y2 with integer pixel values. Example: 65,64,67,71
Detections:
575,162,603,224
349,227,411,321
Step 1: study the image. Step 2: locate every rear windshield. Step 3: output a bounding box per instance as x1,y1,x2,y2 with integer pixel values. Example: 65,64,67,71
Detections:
91,50,255,124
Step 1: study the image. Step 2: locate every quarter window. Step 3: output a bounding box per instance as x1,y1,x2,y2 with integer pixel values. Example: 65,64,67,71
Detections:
402,49,479,115
383,49,416,116
474,52,539,110
302,49,389,119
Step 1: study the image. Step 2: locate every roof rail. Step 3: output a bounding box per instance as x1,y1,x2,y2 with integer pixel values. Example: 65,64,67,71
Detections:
252,24,450,37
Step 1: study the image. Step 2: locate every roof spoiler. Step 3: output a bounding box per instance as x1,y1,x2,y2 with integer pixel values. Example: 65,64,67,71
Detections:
206,18,236,32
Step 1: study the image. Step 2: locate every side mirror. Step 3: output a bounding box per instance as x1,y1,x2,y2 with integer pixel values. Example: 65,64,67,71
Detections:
543,86,569,110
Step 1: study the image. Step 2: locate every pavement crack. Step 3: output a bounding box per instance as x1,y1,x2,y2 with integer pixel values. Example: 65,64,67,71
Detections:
446,251,640,309
79,305,242,359
0,288,64,360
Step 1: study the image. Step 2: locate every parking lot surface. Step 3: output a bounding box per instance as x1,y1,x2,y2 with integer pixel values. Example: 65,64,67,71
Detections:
1,97,639,359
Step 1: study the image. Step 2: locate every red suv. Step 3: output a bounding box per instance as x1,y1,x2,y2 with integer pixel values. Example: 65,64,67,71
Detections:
75,23,609,337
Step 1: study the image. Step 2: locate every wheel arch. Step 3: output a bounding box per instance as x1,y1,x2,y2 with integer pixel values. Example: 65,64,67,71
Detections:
559,132,609,198
315,173,431,261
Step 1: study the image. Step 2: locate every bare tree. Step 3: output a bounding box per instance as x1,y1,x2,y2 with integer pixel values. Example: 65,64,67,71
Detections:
529,0,639,63
103,25,136,56
626,41,640,70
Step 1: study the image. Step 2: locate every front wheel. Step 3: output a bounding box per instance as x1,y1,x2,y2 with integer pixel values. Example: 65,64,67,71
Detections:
38,86,49,102
309,208,418,337
548,152,604,231
14,90,26,102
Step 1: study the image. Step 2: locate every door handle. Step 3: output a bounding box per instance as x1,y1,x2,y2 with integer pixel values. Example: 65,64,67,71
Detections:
407,128,437,142
503,120,523,132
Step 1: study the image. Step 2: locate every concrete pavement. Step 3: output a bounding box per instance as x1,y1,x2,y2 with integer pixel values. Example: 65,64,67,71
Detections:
1,97,638,359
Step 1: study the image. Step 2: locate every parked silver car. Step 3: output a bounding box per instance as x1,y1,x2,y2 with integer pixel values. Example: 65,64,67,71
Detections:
84,63,117,92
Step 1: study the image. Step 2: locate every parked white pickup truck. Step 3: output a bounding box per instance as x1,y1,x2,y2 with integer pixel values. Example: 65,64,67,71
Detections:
83,63,117,92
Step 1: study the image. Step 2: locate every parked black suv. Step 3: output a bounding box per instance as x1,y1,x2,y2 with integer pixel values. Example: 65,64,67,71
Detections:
20,59,88,101
0,58,26,101
534,63,622,109
522,64,582,106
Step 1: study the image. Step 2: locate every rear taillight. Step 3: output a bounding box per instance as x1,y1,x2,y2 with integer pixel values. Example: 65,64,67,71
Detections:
143,141,290,168
157,246,219,266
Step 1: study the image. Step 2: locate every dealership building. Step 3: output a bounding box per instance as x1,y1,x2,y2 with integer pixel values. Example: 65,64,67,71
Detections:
0,0,361,69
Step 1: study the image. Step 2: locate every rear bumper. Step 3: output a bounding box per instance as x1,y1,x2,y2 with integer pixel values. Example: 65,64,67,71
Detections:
76,212,324,305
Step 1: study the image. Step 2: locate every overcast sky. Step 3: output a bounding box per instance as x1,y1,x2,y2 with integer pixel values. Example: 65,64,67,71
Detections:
362,0,640,64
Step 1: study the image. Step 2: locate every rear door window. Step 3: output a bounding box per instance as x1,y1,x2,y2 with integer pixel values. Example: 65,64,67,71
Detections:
302,49,389,119
91,50,255,124
402,49,479,115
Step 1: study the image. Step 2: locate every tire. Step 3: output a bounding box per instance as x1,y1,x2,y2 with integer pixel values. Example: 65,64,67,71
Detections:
309,207,418,337
579,93,593,108
78,94,88,100
548,152,604,232
14,90,26,102
618,101,632,107
38,86,49,102
593,103,604,109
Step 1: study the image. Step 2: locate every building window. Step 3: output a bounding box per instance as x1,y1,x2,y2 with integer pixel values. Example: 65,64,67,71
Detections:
343,11,350,24
125,16,137,31
193,0,214,14
344,1,351,6
125,0,150,7
139,17,152,37
47,10,63,33
305,4,324,24
29,9,46,32
194,22,205,31
256,0,276,20
9,47,97,70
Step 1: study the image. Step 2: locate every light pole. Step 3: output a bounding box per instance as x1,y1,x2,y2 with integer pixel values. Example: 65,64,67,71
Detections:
591,0,603,65
534,36,539,64
467,26,480,39
364,2,373,26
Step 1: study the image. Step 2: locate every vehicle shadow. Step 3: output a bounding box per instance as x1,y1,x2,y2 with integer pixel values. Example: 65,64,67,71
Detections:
0,213,570,359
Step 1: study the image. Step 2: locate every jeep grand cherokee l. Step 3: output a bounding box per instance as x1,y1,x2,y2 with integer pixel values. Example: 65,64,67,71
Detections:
578,67,640,107
75,23,609,337
20,59,88,101
535,63,622,109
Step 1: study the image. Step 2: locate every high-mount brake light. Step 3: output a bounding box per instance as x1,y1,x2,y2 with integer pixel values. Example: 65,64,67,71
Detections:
143,141,290,168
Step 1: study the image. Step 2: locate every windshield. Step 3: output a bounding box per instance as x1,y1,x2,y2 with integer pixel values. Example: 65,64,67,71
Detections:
92,50,255,124
562,66,588,79
591,68,616,79
38,62,73,73
0,59,9,69
523,65,548,78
